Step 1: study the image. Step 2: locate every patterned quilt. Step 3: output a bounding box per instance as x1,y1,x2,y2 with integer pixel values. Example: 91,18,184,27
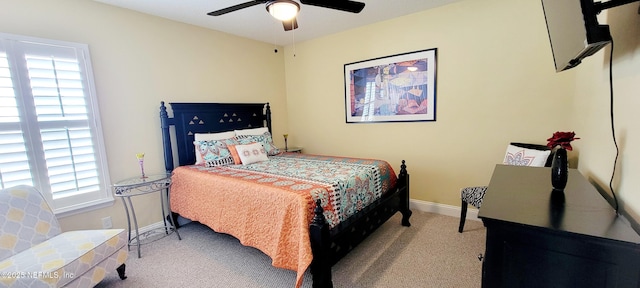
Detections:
232,153,397,228
169,153,397,288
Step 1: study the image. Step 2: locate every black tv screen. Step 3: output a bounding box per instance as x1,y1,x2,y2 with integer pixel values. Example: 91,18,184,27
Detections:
541,0,612,72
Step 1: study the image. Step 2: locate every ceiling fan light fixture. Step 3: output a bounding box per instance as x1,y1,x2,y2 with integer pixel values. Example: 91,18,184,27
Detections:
267,0,300,21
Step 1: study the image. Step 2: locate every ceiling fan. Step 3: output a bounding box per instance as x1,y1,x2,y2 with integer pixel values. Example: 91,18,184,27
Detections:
207,0,366,31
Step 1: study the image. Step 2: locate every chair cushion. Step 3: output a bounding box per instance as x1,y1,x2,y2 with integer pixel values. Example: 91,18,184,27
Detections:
503,144,551,167
461,186,488,208
0,229,127,287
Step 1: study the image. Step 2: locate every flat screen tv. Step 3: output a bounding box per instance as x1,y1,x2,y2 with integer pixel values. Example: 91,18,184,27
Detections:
541,0,612,72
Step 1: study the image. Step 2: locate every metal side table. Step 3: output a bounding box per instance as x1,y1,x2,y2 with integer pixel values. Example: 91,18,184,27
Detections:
113,174,181,258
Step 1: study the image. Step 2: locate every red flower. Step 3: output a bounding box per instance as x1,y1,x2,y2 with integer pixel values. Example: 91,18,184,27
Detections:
547,131,580,151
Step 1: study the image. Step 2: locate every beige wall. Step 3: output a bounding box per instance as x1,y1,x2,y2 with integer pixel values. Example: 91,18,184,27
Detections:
1,0,289,231
573,5,640,225
284,0,577,206
3,0,639,231
283,0,640,225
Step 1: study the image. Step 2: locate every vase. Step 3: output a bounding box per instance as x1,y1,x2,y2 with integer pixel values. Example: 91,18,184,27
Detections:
551,148,568,191
139,159,147,179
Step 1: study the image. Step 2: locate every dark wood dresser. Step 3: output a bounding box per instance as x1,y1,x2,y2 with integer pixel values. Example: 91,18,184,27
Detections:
478,165,640,288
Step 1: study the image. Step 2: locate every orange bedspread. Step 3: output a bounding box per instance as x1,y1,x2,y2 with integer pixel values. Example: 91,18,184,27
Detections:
170,166,317,288
170,154,397,288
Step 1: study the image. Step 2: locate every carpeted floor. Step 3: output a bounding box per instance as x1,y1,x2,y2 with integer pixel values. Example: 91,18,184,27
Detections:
96,211,486,288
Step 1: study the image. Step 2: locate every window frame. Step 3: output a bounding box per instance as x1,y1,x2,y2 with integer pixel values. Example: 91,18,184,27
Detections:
0,32,113,217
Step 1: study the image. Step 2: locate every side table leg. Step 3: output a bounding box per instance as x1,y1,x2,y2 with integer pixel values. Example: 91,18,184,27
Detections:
120,198,132,252
165,187,181,240
160,190,168,235
126,197,142,258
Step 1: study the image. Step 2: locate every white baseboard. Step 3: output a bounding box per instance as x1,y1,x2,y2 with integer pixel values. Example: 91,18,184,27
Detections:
137,199,478,233
410,199,480,222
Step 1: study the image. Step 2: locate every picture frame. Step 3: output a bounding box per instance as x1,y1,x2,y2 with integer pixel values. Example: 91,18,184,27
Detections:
344,48,437,123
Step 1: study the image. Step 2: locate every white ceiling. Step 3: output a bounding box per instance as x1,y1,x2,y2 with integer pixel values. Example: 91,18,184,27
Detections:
94,0,462,45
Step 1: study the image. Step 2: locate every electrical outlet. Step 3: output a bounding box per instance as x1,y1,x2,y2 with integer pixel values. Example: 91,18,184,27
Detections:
101,216,112,229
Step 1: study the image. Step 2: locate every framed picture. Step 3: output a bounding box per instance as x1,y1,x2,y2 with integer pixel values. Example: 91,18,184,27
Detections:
344,48,437,123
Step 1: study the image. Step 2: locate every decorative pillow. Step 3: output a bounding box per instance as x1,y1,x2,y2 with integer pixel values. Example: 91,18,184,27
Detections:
503,144,551,167
234,142,269,165
235,131,279,156
227,144,242,165
193,131,236,165
194,138,239,167
234,127,269,136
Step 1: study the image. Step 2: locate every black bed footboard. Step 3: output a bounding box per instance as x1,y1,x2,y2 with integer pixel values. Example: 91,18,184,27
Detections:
309,160,411,288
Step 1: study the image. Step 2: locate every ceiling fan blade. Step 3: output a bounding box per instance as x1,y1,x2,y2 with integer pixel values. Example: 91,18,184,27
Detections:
282,18,299,31
300,0,365,13
207,1,266,16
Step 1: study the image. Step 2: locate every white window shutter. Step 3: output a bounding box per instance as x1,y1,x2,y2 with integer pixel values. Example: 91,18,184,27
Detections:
0,51,34,189
0,33,112,215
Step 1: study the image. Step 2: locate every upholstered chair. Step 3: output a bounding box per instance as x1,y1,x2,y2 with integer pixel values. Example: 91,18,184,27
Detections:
0,185,128,287
458,143,553,233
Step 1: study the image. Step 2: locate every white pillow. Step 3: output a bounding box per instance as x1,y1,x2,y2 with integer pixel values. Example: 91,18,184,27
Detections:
234,127,269,136
234,131,280,156
193,131,236,164
503,145,551,167
235,142,269,165
194,131,236,141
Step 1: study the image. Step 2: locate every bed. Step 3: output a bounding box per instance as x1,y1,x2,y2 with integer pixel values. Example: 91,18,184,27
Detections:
159,101,411,288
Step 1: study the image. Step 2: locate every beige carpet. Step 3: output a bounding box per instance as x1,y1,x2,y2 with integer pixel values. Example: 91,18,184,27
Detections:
96,211,486,288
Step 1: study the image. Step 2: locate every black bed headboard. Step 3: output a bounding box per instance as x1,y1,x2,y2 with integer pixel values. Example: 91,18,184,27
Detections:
159,101,271,172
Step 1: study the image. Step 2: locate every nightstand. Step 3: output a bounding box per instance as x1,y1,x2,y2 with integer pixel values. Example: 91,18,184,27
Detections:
282,147,302,153
113,174,181,258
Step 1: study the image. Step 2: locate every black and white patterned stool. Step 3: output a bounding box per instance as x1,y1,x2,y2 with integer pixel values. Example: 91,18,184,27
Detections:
458,142,553,233
458,186,488,233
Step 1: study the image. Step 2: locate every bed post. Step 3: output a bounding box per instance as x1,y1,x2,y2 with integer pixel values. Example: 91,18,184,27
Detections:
310,199,332,288
265,103,272,134
398,160,412,227
159,101,174,173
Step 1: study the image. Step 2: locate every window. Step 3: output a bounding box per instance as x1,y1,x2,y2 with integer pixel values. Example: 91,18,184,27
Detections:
0,33,112,216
